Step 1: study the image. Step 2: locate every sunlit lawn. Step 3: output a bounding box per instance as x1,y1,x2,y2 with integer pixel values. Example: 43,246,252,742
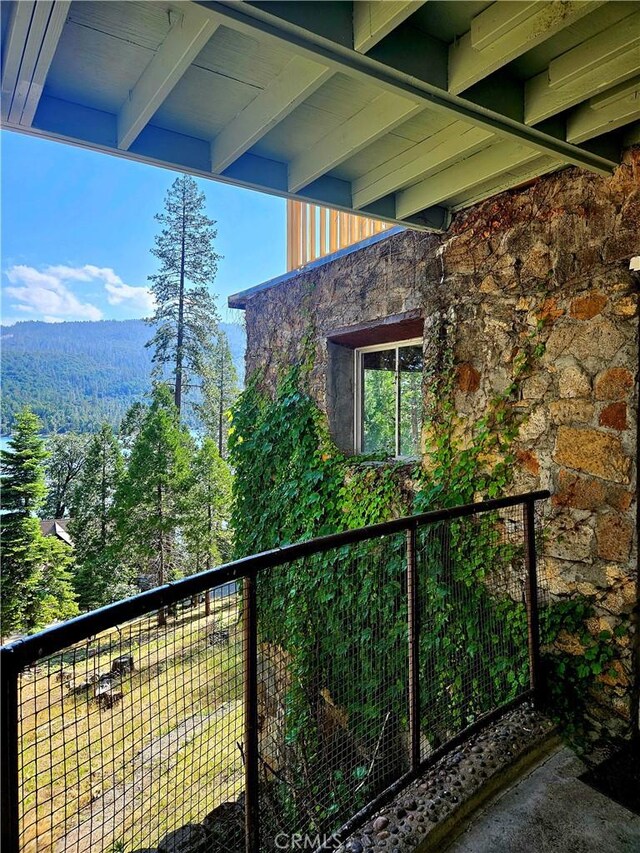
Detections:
18,595,244,852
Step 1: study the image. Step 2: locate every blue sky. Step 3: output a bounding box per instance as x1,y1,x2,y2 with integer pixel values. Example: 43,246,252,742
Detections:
1,131,285,325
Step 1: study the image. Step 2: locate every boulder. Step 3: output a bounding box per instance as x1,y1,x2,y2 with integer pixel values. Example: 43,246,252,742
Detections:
95,689,124,710
209,629,230,648
203,802,244,852
111,655,134,675
158,824,208,853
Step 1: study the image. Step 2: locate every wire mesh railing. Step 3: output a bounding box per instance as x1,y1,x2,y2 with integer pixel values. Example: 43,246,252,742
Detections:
1,491,548,852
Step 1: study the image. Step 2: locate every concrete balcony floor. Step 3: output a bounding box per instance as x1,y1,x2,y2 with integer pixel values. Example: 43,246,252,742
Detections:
446,745,640,853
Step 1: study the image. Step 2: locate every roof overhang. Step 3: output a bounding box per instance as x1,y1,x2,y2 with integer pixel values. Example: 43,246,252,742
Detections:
1,1,638,232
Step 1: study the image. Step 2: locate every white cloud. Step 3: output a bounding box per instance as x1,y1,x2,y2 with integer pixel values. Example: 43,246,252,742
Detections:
3,263,155,320
5,265,103,321
104,280,156,310
82,265,155,311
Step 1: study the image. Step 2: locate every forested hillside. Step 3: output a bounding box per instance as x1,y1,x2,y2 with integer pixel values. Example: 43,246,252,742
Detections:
1,319,245,434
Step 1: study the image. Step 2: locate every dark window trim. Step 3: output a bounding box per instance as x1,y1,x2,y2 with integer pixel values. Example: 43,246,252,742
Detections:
327,310,423,349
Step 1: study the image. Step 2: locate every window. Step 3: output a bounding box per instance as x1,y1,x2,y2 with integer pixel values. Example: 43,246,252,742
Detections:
326,312,423,455
355,339,423,458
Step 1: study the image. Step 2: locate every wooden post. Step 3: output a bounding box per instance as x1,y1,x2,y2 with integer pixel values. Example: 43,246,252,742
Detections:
319,206,327,257
300,202,308,266
330,208,338,254
309,204,317,261
286,199,293,270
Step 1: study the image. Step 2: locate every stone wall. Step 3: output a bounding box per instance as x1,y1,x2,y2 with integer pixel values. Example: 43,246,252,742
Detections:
241,148,639,736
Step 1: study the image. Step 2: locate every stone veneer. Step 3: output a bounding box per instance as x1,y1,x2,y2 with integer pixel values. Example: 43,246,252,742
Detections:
239,149,639,737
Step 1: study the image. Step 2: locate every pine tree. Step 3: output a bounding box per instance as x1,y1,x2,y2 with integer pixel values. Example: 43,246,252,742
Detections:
70,424,125,610
42,432,89,518
184,438,233,614
119,401,147,454
1,409,77,636
25,536,78,633
146,175,221,416
196,330,240,457
113,386,192,624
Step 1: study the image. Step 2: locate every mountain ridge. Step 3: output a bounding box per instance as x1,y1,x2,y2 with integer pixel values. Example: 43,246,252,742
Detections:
1,318,245,435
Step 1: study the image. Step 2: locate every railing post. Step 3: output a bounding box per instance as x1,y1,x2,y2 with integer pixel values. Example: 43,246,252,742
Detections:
406,524,420,771
1,648,20,853
523,499,543,707
243,575,260,853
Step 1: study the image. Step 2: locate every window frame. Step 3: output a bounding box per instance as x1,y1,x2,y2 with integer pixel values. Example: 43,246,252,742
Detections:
354,337,423,458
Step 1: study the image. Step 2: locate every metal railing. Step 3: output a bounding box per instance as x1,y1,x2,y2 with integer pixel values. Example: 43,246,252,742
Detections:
1,490,549,852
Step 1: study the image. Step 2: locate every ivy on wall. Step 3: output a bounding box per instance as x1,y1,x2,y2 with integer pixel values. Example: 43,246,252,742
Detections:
227,318,620,834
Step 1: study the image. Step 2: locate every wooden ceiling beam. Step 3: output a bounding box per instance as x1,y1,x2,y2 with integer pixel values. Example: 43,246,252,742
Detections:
117,6,219,150
448,0,605,96
210,2,424,178
288,92,422,192
3,1,70,126
396,141,542,219
1,1,35,122
567,77,640,143
470,1,540,52
525,10,640,126
449,155,562,211
211,56,332,174
194,2,617,177
353,1,426,54
352,122,494,209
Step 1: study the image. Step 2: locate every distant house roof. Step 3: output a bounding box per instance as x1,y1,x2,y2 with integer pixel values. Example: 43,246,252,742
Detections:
40,519,74,548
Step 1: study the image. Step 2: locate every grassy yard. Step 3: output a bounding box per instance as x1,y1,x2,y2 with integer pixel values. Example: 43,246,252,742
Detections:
18,593,244,853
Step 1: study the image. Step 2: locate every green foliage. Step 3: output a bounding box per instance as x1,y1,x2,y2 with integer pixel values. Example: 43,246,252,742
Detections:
41,432,90,518
539,597,620,727
1,408,48,513
195,329,240,457
69,424,127,610
25,535,79,633
1,409,77,636
146,175,221,414
184,437,234,571
229,367,345,555
410,315,617,731
230,370,414,828
229,316,617,831
113,385,193,588
0,319,245,435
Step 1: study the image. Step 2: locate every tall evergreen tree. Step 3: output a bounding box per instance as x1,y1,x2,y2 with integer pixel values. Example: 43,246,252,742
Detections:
146,175,221,416
70,424,125,610
119,400,147,454
196,330,239,457
1,409,77,636
42,432,89,518
25,536,78,633
184,438,233,614
1,409,48,634
113,386,192,624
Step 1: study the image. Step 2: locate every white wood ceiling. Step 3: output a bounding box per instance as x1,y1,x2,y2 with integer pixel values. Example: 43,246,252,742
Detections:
1,1,638,231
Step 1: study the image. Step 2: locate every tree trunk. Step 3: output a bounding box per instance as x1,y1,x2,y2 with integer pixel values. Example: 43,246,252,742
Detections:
205,483,212,617
157,481,167,627
175,191,187,415
218,344,224,456
100,443,107,550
